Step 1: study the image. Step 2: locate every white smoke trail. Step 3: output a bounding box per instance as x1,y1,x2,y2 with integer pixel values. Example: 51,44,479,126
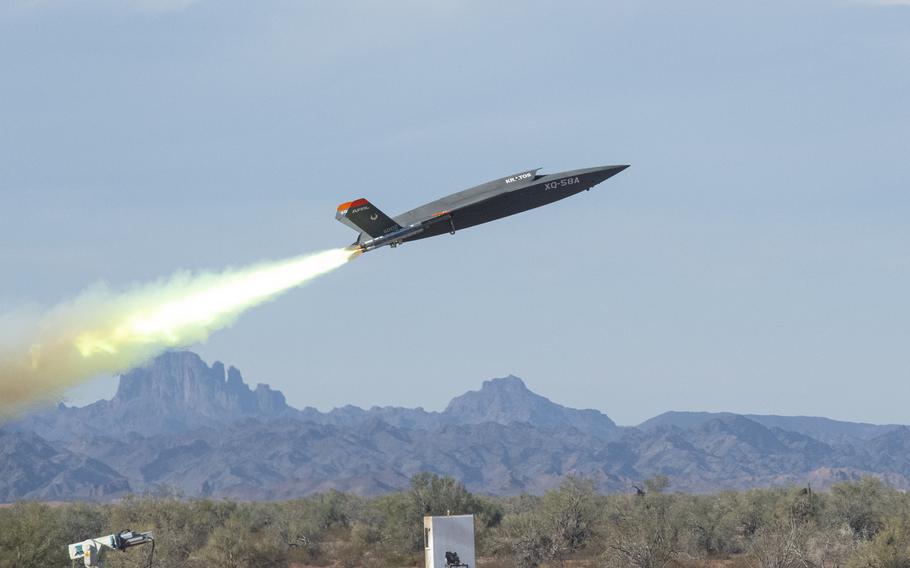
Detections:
0,247,360,417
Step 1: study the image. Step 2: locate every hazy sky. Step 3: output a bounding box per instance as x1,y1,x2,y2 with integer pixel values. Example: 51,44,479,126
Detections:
1,0,908,426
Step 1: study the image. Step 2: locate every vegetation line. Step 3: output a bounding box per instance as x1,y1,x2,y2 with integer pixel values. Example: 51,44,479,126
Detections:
2,474,906,567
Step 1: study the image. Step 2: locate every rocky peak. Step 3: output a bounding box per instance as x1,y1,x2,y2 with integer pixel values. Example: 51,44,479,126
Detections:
114,351,223,404
227,366,244,387
444,375,616,435
255,383,288,414
481,375,531,392
111,351,290,423
444,376,543,420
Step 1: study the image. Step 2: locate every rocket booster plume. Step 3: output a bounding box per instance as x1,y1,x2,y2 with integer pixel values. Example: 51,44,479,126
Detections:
0,247,360,416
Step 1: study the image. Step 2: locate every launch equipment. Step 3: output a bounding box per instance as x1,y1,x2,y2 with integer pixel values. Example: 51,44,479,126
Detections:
67,529,154,568
424,514,475,568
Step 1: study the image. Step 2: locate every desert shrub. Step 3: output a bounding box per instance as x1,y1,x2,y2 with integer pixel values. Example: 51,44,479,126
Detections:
102,496,241,567
0,502,67,568
492,477,599,566
748,519,812,568
805,524,858,568
493,510,553,567
681,492,744,558
370,491,420,563
187,508,286,568
847,517,910,568
408,472,486,519
496,493,542,516
732,488,783,539
829,478,893,540
270,498,329,563
601,490,680,568
491,477,599,566
782,486,823,527
56,502,107,549
540,477,599,557
308,489,364,532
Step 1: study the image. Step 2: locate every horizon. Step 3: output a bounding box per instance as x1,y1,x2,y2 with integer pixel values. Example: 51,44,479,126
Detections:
53,350,903,429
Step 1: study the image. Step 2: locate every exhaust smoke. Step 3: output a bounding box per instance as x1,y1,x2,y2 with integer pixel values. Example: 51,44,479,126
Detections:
0,247,360,417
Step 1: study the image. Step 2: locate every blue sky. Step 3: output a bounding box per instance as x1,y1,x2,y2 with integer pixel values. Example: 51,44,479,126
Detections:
1,0,908,425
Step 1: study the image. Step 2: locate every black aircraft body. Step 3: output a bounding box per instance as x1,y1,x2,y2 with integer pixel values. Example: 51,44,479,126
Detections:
337,164,629,252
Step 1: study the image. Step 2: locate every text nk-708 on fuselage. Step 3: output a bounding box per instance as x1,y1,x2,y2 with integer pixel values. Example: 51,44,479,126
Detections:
336,164,629,253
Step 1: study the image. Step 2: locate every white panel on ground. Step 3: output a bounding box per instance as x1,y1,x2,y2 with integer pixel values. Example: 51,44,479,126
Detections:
424,515,476,568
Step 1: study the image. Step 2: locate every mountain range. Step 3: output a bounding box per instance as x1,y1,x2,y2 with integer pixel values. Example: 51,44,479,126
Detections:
2,351,908,501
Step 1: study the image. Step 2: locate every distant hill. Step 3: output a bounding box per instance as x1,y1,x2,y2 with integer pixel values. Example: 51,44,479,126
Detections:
640,411,899,445
0,429,129,501
4,351,908,501
445,375,617,437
